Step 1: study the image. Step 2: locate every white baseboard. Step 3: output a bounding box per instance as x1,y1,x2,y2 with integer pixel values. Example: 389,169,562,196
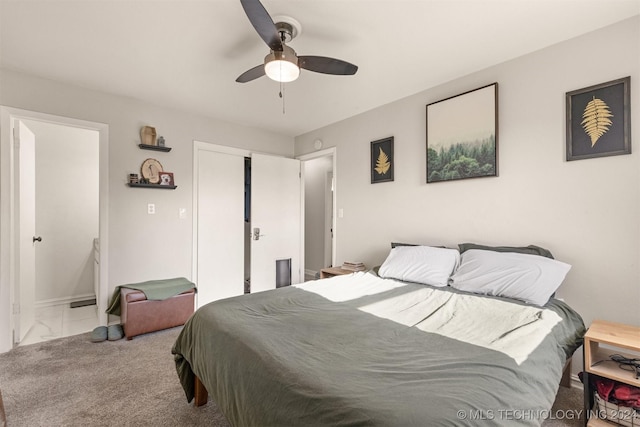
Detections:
570,373,583,390
35,293,96,309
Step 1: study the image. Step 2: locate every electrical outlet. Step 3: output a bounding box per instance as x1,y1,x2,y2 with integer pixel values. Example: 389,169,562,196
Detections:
148,203,155,215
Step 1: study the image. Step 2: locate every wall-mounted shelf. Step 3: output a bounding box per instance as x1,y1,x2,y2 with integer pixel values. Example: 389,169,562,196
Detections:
127,183,177,190
138,144,171,152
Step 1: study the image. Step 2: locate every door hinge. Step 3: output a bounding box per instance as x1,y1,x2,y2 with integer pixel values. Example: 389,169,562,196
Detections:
13,127,20,149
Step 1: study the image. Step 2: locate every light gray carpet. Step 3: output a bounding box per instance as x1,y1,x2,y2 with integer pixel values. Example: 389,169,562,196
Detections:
0,327,229,427
0,327,584,426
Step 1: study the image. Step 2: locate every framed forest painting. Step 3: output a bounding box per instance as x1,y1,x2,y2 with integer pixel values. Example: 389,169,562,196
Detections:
566,77,630,161
426,83,498,183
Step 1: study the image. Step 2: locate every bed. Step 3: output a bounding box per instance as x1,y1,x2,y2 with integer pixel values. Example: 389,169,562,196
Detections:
172,243,586,426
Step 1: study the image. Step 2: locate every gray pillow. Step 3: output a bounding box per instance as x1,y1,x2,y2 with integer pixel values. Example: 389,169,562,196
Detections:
450,249,571,306
379,245,460,287
458,243,554,259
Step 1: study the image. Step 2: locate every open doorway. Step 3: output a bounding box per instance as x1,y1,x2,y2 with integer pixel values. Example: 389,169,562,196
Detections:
192,142,302,307
0,107,109,353
299,148,336,281
18,119,100,345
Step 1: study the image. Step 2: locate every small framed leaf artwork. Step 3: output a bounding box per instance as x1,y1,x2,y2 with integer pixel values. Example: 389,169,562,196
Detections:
370,136,394,184
566,76,630,161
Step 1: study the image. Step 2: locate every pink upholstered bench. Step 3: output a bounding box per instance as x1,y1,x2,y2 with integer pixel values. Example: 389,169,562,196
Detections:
120,287,195,339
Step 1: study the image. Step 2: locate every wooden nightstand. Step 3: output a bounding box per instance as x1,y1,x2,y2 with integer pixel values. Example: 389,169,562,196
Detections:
583,319,640,426
320,267,354,279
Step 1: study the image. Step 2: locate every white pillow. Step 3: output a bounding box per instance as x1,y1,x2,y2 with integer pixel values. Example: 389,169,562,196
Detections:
378,245,460,287
449,249,571,306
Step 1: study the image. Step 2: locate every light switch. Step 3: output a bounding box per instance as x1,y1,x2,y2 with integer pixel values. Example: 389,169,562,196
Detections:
338,208,344,218
148,203,155,215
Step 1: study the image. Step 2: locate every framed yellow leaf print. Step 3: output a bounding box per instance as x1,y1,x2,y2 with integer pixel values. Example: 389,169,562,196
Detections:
371,136,394,183
566,77,630,161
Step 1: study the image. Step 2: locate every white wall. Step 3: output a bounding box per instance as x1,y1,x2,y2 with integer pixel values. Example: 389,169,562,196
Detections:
295,16,640,339
24,119,99,303
0,68,293,351
0,69,292,286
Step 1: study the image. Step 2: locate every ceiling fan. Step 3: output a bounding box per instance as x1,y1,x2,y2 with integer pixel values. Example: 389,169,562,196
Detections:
236,0,358,83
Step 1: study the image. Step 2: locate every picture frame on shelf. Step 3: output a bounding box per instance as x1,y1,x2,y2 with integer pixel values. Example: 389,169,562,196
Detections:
370,136,394,184
159,171,175,186
566,76,631,161
426,83,498,183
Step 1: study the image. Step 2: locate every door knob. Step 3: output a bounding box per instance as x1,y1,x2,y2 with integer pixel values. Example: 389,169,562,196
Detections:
252,228,265,241
33,236,42,243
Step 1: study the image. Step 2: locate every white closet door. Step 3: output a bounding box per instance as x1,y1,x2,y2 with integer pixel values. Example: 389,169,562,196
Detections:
196,150,245,307
17,121,36,342
250,153,301,293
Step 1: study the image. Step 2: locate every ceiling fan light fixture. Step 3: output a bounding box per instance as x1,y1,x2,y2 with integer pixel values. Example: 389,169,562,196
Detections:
235,1,358,84
264,46,300,83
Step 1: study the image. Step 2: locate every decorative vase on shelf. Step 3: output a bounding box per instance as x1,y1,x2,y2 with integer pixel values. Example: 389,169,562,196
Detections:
140,126,157,146
157,136,165,147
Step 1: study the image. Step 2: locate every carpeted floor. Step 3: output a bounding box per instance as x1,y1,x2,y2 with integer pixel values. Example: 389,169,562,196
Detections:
0,327,584,426
0,327,229,427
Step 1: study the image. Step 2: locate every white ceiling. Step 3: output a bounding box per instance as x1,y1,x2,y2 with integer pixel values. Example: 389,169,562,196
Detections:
1,0,639,137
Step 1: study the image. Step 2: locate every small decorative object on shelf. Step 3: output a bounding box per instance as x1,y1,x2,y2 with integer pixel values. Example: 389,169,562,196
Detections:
141,158,163,184
157,136,165,147
159,171,174,186
128,173,140,184
140,126,157,146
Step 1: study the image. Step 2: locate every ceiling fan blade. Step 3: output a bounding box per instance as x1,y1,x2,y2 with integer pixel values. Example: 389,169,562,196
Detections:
298,56,358,76
239,0,283,51
236,64,265,83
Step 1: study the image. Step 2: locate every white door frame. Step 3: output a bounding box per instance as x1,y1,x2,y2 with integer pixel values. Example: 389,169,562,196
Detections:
0,107,109,352
297,147,337,271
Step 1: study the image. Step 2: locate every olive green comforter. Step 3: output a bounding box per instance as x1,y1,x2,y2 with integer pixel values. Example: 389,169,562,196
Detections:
172,272,585,426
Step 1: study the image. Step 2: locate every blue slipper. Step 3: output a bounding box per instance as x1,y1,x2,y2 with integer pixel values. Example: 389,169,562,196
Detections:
107,324,124,341
90,326,107,342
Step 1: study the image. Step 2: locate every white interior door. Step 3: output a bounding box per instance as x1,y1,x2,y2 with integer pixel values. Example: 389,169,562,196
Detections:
16,120,37,343
250,153,301,293
196,149,245,307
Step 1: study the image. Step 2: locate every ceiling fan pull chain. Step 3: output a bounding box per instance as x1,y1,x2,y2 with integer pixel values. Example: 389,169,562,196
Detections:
280,80,286,114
